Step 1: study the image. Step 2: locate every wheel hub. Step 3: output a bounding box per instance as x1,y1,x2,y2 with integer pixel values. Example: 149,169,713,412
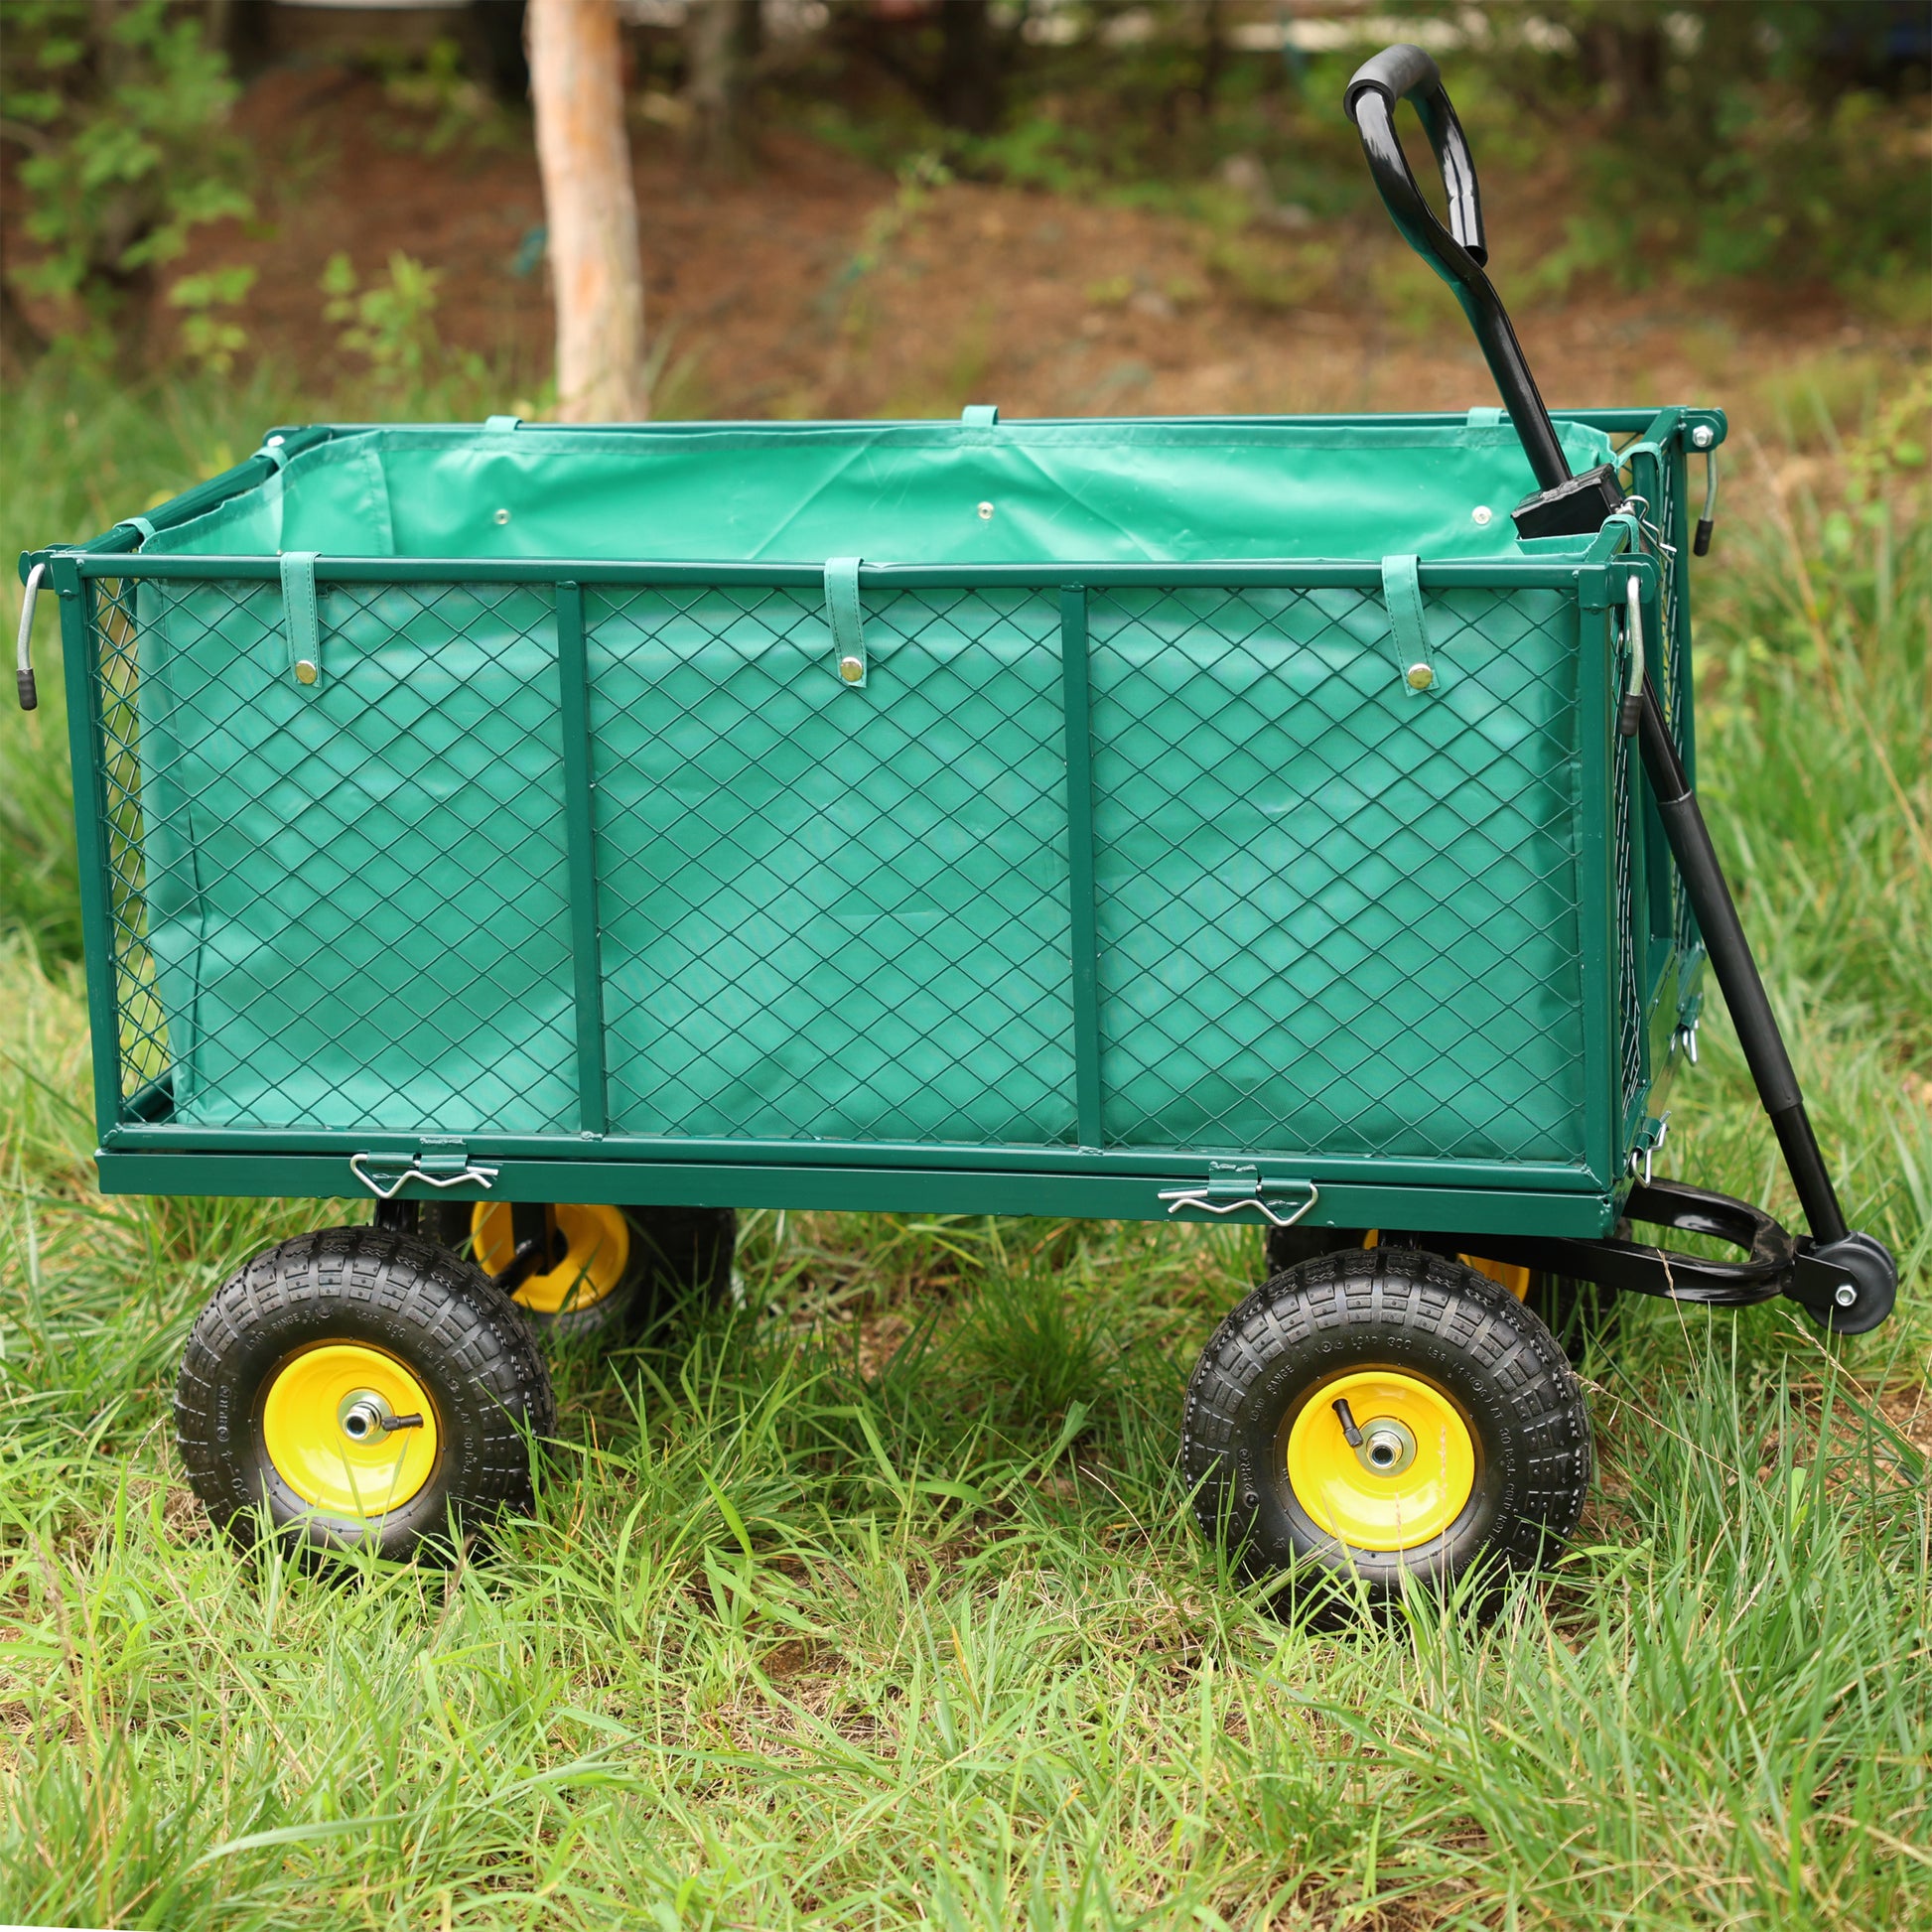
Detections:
338,1390,392,1442
471,1202,630,1315
1357,1416,1418,1475
1284,1368,1476,1552
261,1343,439,1517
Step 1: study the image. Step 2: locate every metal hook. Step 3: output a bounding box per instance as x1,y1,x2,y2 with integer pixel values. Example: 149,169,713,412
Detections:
16,562,46,711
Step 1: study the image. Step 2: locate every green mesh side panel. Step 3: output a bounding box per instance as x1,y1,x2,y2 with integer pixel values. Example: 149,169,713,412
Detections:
101,575,576,1134
1085,584,1587,1164
587,584,1078,1145
91,569,1602,1168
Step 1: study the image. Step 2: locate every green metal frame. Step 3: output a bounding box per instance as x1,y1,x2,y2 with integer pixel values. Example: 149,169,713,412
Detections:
27,406,1724,1240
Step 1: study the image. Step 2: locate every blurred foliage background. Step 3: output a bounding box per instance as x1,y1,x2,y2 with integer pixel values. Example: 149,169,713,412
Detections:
1,0,1926,384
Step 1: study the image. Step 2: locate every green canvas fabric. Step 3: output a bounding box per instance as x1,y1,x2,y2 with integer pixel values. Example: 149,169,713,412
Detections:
114,416,1612,1165
144,417,1617,566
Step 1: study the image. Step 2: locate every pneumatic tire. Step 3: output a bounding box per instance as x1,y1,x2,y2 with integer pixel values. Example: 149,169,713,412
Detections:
625,1205,738,1320
1182,1246,1590,1605
175,1226,554,1561
424,1202,737,1337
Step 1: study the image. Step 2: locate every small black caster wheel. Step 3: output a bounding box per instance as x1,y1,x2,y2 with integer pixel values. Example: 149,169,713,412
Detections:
175,1226,554,1560
1182,1246,1591,1605
412,1201,738,1338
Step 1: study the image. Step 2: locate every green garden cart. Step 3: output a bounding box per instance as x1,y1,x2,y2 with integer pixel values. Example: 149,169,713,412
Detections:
17,47,1895,1597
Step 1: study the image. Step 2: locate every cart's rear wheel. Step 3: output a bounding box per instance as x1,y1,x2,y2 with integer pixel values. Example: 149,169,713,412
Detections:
175,1226,553,1561
1182,1246,1590,1605
623,1204,738,1318
414,1201,738,1338
1523,1272,1620,1363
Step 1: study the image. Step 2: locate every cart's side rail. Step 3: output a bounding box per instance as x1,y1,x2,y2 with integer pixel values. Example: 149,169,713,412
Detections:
63,549,1653,1197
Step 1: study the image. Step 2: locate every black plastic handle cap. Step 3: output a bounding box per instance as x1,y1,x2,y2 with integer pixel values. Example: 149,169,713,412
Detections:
16,669,35,712
1344,43,1443,119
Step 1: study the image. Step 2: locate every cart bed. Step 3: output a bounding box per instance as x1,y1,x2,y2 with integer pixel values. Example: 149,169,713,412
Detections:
47,409,1711,1235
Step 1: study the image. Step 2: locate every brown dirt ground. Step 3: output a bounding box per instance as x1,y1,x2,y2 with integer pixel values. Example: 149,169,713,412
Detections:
12,66,1913,427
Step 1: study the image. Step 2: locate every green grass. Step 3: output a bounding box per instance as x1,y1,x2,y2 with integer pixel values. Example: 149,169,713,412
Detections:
1,359,1927,1930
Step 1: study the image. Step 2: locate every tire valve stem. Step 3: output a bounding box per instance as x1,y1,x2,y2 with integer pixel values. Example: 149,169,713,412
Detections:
1331,1398,1364,1448
381,1413,425,1432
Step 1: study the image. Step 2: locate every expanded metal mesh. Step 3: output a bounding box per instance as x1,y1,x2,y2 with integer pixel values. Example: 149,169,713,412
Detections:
588,583,1078,1146
88,565,1625,1170
92,575,576,1134
1086,583,1587,1164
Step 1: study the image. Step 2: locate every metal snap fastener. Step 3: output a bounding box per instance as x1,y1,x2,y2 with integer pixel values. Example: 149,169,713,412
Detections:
493,507,511,525
1471,504,1493,525
977,501,995,520
1406,662,1435,691
839,655,864,683
294,660,318,685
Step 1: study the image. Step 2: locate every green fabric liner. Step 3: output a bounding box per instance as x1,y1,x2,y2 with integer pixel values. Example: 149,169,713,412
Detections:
1378,554,1436,691
279,550,319,683
822,555,866,687
126,414,1614,1161
143,416,1619,568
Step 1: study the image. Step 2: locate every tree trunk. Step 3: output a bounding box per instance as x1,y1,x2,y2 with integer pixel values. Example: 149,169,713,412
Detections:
528,0,647,420
686,0,757,175
937,0,1004,135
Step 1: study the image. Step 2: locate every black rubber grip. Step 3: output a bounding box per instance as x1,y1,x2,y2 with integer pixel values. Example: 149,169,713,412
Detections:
16,669,35,712
1344,43,1443,119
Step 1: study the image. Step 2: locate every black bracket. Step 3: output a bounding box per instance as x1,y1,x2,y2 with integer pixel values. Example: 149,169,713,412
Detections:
1451,1179,1897,1336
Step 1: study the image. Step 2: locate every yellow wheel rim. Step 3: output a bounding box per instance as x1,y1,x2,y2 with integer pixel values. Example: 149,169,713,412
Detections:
471,1202,629,1314
1285,1368,1476,1552
260,1343,439,1517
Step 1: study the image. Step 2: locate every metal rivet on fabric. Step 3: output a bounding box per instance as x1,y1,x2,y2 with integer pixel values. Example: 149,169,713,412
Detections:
839,655,865,683
1471,504,1493,525
493,507,511,525
294,660,318,685
1406,662,1435,691
977,500,995,520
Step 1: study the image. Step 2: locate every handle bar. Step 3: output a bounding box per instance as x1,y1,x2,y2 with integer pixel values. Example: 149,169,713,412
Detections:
1346,44,1613,524
1342,45,1486,267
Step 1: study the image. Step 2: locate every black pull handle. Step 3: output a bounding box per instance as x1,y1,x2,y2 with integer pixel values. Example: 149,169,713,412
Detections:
1345,47,1622,537
1342,44,1486,267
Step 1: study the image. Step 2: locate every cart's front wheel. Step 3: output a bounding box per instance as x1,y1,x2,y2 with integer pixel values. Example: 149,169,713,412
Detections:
175,1227,553,1561
1182,1246,1590,1604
